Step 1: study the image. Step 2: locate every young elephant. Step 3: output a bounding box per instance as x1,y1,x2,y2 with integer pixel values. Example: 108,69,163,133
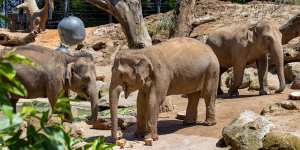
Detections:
109,37,219,141
5,45,98,121
206,20,285,96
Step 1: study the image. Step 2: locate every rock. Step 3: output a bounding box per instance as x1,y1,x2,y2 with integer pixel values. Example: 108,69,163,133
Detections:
284,62,300,83
262,132,300,150
222,110,274,150
159,96,174,113
224,67,279,92
98,91,138,109
144,138,153,146
92,41,107,51
63,122,84,137
289,91,300,100
261,101,299,115
116,139,127,148
291,78,300,89
176,111,186,120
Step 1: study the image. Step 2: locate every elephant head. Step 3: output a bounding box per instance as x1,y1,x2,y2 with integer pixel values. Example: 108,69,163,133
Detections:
109,51,153,140
65,52,98,121
251,22,286,93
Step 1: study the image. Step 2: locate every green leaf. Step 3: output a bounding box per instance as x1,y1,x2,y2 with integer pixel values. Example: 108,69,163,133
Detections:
0,79,27,97
40,111,49,128
4,53,34,66
21,106,38,117
1,105,13,120
0,62,16,80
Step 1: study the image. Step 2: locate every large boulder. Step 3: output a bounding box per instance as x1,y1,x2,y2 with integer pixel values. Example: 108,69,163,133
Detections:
222,111,274,150
262,132,300,150
223,67,279,92
284,62,300,83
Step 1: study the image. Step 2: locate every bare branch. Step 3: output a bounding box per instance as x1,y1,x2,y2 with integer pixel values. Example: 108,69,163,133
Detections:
191,15,217,27
85,0,114,15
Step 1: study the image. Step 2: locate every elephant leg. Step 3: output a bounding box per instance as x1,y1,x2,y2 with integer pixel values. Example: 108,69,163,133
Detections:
218,67,227,95
228,64,246,97
183,91,201,125
135,90,148,138
145,85,167,141
256,54,269,95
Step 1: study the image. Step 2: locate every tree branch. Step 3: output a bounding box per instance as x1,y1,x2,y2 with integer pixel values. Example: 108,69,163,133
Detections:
85,0,114,15
0,31,38,47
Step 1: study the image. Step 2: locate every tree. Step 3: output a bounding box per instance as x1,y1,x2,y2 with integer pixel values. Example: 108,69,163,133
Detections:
85,0,152,49
169,0,196,37
16,0,54,32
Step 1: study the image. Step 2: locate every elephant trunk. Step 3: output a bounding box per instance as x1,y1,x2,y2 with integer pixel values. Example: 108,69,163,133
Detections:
109,81,122,141
270,41,286,93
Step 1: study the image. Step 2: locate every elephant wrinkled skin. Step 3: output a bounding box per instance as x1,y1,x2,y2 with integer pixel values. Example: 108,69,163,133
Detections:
206,21,286,96
3,45,98,121
109,37,220,141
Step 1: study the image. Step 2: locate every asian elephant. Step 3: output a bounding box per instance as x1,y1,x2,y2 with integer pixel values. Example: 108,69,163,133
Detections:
109,37,219,141
206,20,285,96
4,45,98,121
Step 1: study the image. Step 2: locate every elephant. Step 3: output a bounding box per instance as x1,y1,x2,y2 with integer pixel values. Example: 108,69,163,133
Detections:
109,37,220,141
206,20,286,97
3,45,98,121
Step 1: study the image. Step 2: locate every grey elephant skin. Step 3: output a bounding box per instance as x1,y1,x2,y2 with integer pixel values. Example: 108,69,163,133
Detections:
206,20,285,96
4,45,98,121
109,37,220,141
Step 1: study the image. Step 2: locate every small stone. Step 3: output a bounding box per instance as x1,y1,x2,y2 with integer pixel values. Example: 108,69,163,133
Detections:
144,138,153,146
176,111,186,120
116,139,126,148
289,91,300,100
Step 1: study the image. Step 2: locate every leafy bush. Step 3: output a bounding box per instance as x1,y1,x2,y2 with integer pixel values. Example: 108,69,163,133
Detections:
0,51,115,150
149,15,176,36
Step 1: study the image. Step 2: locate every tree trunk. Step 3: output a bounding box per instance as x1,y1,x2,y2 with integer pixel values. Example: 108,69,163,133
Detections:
16,0,54,32
0,31,37,47
86,0,152,49
169,0,196,38
87,0,175,113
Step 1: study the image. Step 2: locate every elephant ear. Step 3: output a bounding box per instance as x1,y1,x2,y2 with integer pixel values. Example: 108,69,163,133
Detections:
134,56,153,85
65,62,74,88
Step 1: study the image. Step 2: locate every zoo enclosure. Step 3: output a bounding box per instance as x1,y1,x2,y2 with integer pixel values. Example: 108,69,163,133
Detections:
0,0,176,31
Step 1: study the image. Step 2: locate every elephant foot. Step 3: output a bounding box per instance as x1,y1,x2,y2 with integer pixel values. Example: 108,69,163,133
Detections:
200,120,217,126
145,133,159,141
182,120,197,126
228,89,239,97
259,90,268,95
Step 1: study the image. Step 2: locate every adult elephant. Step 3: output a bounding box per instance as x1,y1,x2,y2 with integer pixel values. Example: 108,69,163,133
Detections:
109,37,219,141
206,20,285,96
4,45,98,121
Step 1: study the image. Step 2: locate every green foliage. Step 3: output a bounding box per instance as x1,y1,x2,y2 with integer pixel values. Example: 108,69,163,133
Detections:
0,50,34,105
0,52,115,150
230,0,248,4
0,106,115,150
149,15,176,36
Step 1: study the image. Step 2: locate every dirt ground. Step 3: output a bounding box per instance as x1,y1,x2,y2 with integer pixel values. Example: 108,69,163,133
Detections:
4,26,299,150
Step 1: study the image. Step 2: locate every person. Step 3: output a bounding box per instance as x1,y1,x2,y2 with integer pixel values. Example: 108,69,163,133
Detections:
56,16,85,53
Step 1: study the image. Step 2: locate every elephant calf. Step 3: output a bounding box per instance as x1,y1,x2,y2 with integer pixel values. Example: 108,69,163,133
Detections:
206,20,285,96
4,45,98,121
109,37,220,141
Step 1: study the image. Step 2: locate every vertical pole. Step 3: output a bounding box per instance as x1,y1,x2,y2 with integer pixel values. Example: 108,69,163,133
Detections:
156,0,161,13
64,0,69,17
4,0,7,28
